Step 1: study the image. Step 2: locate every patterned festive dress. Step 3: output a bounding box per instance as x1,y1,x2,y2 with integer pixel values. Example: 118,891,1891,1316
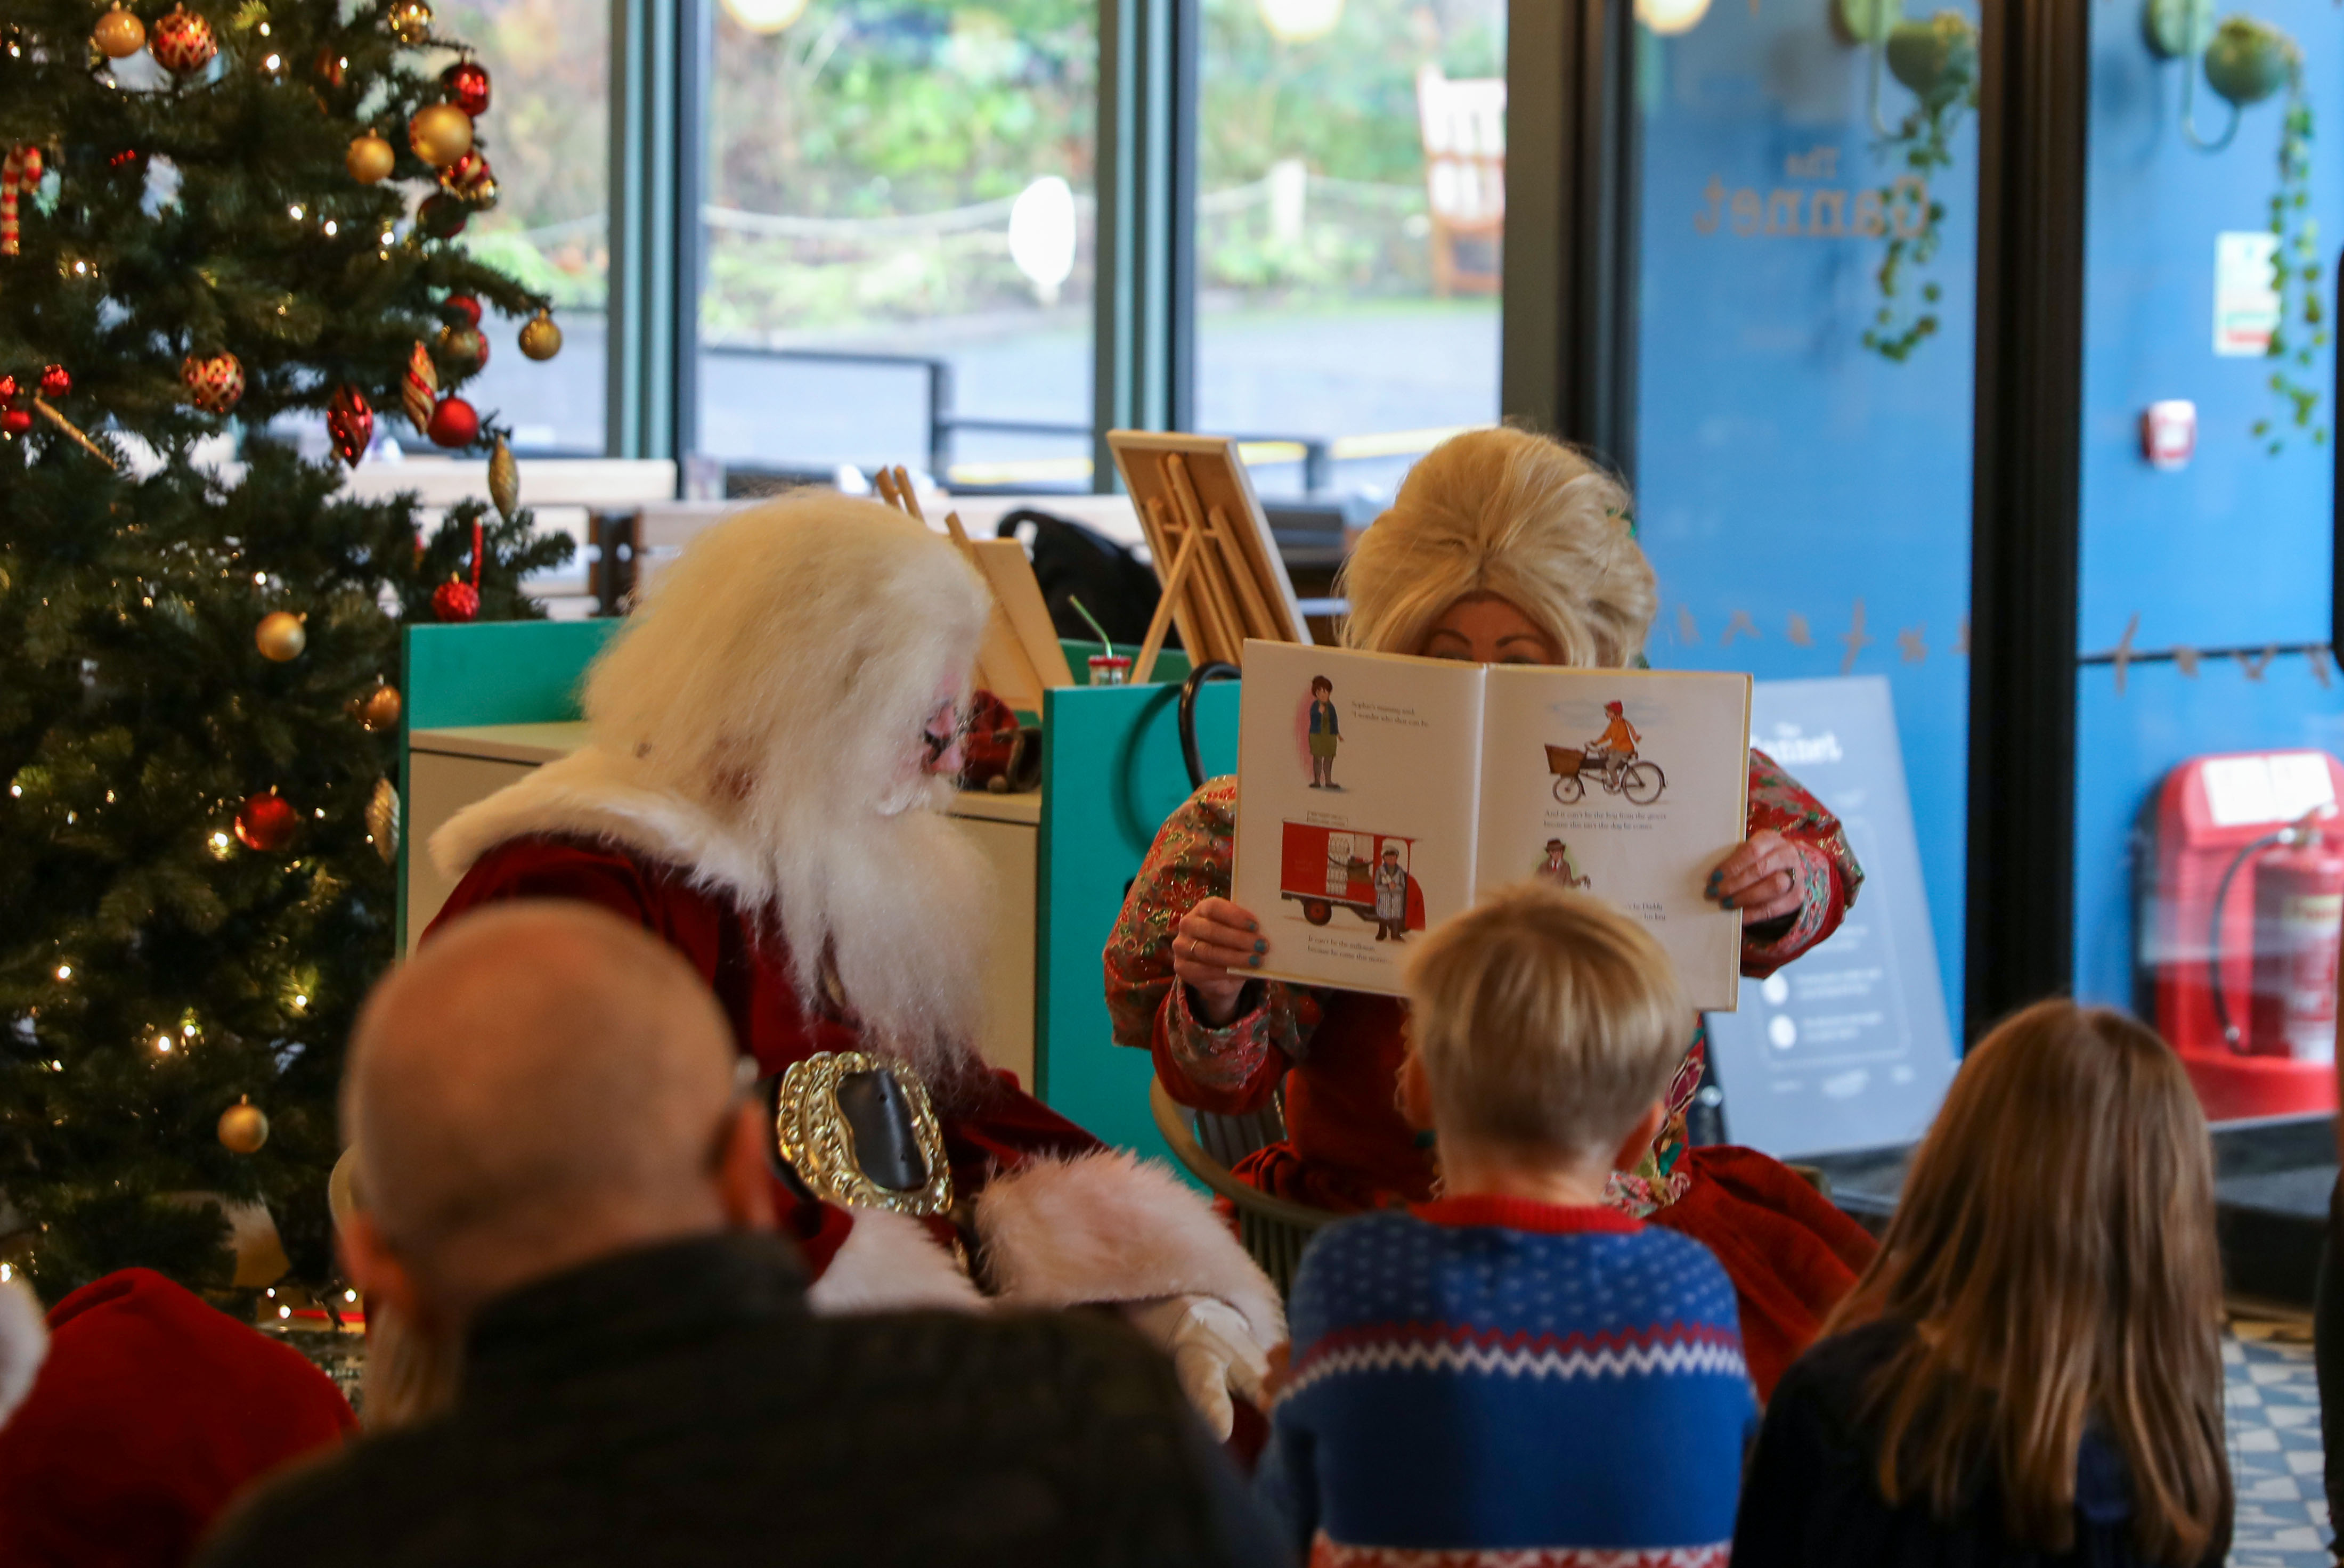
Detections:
1106,748,1879,1398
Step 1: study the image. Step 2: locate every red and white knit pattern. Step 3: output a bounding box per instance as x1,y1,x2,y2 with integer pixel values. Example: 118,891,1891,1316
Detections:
1311,1538,1730,1568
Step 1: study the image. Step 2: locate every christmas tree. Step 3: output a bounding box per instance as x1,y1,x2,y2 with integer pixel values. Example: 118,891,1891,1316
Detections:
0,0,573,1303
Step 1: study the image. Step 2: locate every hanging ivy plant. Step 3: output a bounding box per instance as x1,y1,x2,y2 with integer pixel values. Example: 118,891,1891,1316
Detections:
1862,11,1980,363
2232,25,2326,453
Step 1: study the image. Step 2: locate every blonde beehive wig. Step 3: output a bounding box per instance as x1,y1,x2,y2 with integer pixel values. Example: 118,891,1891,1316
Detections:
1339,427,1656,667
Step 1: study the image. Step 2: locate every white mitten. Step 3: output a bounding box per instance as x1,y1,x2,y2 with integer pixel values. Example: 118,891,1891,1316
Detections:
1124,1293,1271,1440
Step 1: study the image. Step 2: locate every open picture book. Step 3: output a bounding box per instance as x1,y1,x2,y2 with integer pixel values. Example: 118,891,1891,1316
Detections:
1231,640,1754,1007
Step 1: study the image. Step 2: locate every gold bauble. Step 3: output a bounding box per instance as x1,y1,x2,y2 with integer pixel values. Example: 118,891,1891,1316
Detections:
516,309,563,362
487,435,519,524
255,610,306,662
356,682,402,733
365,776,400,864
345,131,395,184
93,4,146,58
407,102,473,169
218,1098,270,1155
387,0,433,44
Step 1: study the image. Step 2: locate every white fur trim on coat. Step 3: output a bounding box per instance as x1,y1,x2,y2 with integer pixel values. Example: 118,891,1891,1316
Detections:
430,743,774,906
0,1275,48,1430
805,1206,987,1315
974,1150,1284,1348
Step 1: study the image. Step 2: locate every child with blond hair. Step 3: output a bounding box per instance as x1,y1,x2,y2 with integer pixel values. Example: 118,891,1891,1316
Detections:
1258,883,1755,1566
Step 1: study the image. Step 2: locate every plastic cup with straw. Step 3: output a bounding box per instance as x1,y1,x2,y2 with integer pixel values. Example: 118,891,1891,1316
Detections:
1070,597,1132,685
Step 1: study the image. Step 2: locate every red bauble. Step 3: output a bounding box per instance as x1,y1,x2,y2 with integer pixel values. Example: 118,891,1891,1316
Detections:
416,192,468,239
233,790,299,854
444,294,482,328
0,374,17,404
442,59,492,118
150,5,219,74
1,409,30,437
326,385,374,468
37,364,69,401
425,395,478,448
432,578,480,623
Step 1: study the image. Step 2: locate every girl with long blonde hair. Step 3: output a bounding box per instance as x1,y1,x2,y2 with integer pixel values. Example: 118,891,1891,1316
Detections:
1731,1000,2233,1568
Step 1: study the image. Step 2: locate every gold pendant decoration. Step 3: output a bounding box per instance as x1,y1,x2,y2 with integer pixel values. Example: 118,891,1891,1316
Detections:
774,1051,954,1218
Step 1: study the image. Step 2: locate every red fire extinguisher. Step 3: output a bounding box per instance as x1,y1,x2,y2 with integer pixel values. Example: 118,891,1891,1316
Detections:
2209,808,2344,1063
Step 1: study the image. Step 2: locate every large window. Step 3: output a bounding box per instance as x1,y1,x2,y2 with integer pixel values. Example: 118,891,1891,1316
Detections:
1194,0,1504,502
695,0,1097,487
442,0,612,455
2071,0,2343,1125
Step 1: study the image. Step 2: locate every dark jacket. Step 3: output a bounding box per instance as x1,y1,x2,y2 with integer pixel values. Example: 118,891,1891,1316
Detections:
197,1232,1289,1568
1731,1319,2228,1568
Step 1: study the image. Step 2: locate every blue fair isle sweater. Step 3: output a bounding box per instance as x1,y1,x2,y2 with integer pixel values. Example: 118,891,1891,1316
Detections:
1258,1196,1759,1568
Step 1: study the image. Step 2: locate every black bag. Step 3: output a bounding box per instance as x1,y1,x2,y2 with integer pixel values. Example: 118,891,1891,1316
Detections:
998,509,1172,649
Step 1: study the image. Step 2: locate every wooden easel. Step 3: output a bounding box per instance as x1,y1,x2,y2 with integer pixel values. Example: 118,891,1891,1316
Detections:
875,467,1073,713
1108,431,1311,682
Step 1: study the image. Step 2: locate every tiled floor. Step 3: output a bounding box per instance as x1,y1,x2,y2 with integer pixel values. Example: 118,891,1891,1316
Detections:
2229,1314,2330,1567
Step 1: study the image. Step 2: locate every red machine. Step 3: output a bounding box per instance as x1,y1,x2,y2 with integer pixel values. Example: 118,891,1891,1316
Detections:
2146,749,2344,1121
1277,822,1426,933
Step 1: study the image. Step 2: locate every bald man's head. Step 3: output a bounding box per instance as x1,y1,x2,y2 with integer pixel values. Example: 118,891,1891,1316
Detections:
343,902,754,1316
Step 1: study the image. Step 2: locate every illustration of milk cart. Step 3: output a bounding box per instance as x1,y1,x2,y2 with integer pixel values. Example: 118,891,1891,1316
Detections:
1545,744,1666,805
1277,822,1426,934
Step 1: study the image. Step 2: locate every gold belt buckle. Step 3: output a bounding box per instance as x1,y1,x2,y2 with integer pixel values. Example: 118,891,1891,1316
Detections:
773,1050,955,1219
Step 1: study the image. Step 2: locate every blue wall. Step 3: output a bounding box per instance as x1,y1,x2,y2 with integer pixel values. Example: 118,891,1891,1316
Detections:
2071,0,2344,1014
1633,7,1979,1034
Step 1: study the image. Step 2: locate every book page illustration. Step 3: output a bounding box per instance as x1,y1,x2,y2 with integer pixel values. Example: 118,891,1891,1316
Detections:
1233,641,1485,997
1476,667,1752,1010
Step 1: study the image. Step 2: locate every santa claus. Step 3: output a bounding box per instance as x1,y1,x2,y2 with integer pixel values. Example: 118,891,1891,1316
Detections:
425,493,1280,1435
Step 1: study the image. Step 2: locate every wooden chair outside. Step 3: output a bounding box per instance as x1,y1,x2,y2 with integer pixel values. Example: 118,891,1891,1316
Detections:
1414,63,1505,297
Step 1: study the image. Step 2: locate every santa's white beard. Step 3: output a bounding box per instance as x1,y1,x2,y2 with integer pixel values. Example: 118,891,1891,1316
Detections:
764,781,991,1092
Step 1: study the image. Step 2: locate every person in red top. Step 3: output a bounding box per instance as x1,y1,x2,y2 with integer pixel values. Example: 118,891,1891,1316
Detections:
1106,428,1877,1398
0,1268,355,1567
425,493,1280,1438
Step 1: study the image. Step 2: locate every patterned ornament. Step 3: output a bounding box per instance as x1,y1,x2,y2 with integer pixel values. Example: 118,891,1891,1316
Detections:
436,322,486,374
150,5,218,74
37,363,69,401
407,102,473,168
415,192,468,239
488,435,519,524
2,146,44,257
345,131,394,184
517,309,563,362
181,351,246,415
93,4,146,58
232,789,299,853
217,1097,271,1155
356,682,402,734
401,341,437,433
436,148,496,208
442,58,491,117
387,0,433,43
325,384,372,467
365,776,400,863
255,610,306,662
425,394,477,449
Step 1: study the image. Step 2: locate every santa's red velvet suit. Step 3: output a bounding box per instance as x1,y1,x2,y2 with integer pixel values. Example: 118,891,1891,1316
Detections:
424,495,1281,1426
